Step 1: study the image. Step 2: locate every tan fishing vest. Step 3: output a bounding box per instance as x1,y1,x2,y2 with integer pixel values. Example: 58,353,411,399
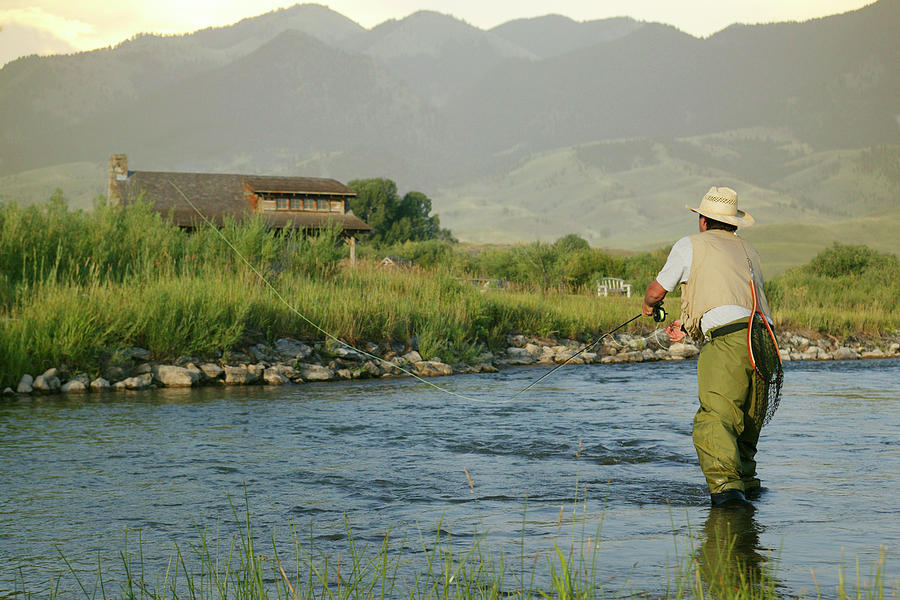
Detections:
680,229,772,339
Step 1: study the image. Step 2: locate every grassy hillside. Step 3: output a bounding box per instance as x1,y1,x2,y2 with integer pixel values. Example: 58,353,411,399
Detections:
433,133,900,263
0,162,104,210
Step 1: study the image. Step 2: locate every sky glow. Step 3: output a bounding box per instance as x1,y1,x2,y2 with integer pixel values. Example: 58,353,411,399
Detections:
0,0,876,67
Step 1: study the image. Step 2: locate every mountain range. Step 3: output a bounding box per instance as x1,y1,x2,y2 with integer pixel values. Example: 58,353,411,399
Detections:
1,1,898,260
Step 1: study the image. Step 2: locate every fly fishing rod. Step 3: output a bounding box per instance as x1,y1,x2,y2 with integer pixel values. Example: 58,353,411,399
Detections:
508,303,667,400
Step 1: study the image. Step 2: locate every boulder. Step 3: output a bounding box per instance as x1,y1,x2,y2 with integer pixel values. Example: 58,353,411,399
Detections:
778,350,791,361
199,363,224,380
523,343,543,359
155,365,201,387
833,347,860,360
183,363,204,380
90,378,111,392
401,350,423,364
249,344,274,362
297,363,335,381
889,343,900,355
601,355,625,364
33,374,61,393
17,374,34,394
223,366,254,385
641,349,657,361
475,363,499,373
507,334,527,347
334,346,367,361
103,366,128,382
536,347,556,364
123,373,153,390
247,364,265,380
274,338,313,360
553,349,577,363
801,347,820,361
2,387,14,396
622,351,644,362
861,348,886,359
263,368,289,385
112,380,128,391
134,362,153,375
361,360,382,377
505,347,535,364
336,369,353,380
414,360,453,377
61,380,88,394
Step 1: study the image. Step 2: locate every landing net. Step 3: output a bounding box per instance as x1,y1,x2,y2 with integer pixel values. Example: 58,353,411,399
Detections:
747,283,783,427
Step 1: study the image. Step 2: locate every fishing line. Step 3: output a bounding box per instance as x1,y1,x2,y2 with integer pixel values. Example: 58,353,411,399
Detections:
167,179,484,403
507,304,666,401
169,179,661,403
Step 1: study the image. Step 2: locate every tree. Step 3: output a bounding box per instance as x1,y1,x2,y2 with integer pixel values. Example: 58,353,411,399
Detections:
348,178,455,245
555,233,590,253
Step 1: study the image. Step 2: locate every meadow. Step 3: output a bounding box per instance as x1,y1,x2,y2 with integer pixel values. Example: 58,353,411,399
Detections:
1,197,897,388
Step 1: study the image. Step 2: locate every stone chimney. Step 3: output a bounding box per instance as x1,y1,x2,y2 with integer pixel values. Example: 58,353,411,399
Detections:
107,154,128,206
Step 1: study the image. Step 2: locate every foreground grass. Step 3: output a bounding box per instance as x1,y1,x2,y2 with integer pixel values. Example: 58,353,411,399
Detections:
9,498,893,600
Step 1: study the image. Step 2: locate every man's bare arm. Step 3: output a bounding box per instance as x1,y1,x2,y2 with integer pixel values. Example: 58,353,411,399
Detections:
642,280,667,317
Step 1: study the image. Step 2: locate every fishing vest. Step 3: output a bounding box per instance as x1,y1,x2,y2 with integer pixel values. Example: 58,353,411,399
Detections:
680,229,772,339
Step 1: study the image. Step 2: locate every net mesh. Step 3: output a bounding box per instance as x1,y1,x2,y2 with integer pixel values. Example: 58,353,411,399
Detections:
748,313,783,427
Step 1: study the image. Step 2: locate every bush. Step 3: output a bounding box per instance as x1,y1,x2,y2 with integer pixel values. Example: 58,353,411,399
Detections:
807,243,896,278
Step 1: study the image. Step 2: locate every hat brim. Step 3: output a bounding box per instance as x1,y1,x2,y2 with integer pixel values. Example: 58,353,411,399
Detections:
686,205,755,227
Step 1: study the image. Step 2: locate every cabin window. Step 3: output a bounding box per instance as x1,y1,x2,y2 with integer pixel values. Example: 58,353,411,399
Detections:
317,199,328,210
290,198,301,210
330,200,343,212
276,198,288,210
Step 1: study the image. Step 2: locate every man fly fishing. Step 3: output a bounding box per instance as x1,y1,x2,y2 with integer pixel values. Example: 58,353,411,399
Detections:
641,187,783,508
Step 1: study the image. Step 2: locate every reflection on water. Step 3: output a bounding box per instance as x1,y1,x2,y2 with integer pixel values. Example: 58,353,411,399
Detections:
0,358,898,597
697,506,772,595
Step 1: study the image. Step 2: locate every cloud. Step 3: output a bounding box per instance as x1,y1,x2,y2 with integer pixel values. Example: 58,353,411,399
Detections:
0,20,79,66
0,7,97,46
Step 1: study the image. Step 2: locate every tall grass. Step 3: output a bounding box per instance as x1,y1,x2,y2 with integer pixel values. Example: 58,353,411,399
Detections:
766,243,900,335
0,199,654,386
2,199,897,386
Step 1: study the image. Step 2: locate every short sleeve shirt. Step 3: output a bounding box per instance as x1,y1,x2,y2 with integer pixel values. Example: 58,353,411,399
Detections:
655,235,754,334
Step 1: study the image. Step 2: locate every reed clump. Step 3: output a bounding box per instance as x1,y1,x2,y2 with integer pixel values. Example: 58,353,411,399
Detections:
10,498,894,600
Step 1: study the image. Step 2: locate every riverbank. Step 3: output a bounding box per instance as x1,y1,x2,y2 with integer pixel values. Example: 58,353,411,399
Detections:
3,201,898,391
6,328,899,397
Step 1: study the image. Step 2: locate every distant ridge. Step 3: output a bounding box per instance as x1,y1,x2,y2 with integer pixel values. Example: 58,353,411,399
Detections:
0,1,897,252
490,14,644,58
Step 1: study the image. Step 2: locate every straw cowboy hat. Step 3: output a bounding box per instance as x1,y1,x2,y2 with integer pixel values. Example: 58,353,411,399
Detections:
686,186,755,227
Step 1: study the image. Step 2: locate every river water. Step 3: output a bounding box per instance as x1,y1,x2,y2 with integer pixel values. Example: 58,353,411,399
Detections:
1,358,898,597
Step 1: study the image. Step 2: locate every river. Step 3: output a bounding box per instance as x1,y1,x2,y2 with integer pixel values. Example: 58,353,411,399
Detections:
1,358,898,597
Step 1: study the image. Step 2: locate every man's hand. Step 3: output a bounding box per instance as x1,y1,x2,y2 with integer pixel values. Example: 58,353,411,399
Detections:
665,319,686,343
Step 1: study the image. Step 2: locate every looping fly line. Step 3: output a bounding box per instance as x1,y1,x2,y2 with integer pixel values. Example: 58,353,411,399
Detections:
168,178,651,403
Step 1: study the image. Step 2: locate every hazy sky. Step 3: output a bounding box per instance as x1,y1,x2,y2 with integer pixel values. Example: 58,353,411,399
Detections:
0,0,875,66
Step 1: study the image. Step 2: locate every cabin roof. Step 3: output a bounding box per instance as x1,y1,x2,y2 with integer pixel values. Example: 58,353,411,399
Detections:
116,170,370,232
